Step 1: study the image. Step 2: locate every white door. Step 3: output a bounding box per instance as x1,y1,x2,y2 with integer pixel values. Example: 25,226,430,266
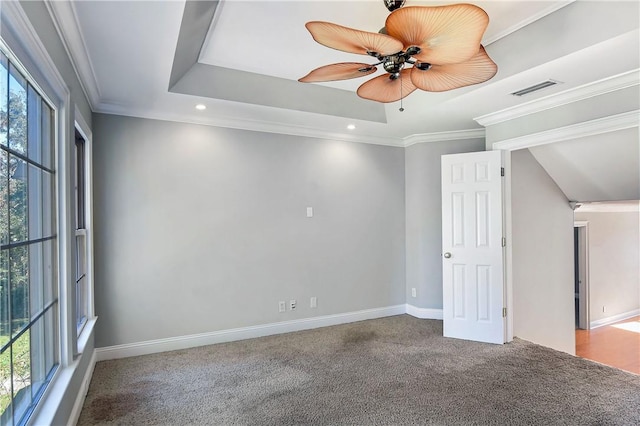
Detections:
441,150,505,344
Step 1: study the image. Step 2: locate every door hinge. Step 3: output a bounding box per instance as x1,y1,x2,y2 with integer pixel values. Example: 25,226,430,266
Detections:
500,167,505,177
502,308,507,318
501,237,506,247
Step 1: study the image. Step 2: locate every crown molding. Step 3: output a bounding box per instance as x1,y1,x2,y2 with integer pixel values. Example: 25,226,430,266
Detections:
45,0,101,108
483,1,575,46
491,109,639,151
576,202,640,213
97,101,489,148
95,102,406,147
475,69,640,127
403,129,485,147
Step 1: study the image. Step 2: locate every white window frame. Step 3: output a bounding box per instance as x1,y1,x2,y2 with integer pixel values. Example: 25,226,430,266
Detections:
1,2,96,425
73,110,95,342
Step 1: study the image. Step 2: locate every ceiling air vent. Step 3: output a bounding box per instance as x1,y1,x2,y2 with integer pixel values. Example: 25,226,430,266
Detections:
511,80,562,96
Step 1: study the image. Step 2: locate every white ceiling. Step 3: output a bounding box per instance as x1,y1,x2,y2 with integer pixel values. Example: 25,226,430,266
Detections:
199,1,565,89
45,0,640,204
530,128,640,203
50,0,639,145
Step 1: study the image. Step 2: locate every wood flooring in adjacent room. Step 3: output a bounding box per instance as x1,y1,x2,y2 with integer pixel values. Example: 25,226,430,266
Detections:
576,316,640,375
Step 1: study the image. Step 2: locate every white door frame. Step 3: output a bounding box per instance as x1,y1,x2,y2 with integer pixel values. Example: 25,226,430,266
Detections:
502,151,513,342
574,221,590,329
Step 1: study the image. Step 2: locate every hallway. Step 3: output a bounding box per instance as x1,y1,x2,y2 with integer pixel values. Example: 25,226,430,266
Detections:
576,316,640,375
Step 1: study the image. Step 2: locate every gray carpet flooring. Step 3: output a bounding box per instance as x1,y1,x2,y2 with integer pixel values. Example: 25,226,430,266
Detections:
78,315,640,425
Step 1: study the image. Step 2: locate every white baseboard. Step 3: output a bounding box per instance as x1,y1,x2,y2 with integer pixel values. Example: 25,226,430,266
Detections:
405,304,444,320
590,308,640,329
96,304,407,361
67,349,96,426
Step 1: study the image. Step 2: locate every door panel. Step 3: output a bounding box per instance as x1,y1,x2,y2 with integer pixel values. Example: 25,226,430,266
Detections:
442,150,505,344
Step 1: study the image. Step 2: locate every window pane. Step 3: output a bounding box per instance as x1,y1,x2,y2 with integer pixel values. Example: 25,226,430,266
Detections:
75,234,85,282
8,64,26,156
75,135,85,229
0,53,8,148
42,171,54,239
0,347,10,421
28,165,43,241
30,317,45,401
40,102,53,170
76,276,87,332
27,86,41,164
44,308,55,374
9,156,27,244
9,246,28,337
0,250,8,349
0,150,7,246
42,240,55,306
12,330,31,425
29,242,43,317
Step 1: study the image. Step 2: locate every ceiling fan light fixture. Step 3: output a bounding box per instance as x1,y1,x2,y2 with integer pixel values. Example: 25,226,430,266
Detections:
405,46,421,56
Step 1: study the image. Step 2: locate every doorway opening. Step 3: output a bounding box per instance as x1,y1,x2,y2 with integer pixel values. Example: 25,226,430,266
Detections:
573,200,640,374
573,221,589,330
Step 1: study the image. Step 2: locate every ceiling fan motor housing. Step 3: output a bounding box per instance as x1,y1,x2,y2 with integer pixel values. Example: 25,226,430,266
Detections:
383,54,406,76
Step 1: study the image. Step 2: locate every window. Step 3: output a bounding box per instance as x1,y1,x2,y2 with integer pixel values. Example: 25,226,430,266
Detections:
0,50,58,426
75,131,88,334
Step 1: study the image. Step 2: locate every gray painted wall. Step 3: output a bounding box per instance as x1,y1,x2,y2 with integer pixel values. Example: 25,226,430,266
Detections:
404,139,485,309
511,149,575,354
92,113,406,348
574,211,640,322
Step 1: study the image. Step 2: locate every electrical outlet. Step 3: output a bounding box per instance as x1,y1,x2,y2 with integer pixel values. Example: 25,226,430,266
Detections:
310,296,317,308
278,301,286,313
290,300,297,310
411,288,417,298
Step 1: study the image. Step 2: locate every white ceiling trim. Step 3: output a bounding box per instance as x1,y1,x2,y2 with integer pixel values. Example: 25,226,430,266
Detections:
96,98,489,148
475,69,640,127
576,202,640,213
482,1,575,46
404,129,485,147
95,102,405,147
45,0,101,107
491,109,640,151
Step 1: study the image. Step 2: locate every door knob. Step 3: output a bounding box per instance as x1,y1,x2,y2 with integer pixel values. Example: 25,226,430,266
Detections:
443,252,452,259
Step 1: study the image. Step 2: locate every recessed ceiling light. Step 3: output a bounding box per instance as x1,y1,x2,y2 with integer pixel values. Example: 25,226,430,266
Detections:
347,124,356,130
195,104,206,110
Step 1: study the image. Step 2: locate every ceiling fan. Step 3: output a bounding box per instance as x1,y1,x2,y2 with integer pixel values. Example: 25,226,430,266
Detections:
298,1,497,109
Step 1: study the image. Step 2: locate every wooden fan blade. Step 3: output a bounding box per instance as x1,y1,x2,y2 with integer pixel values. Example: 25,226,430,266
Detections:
305,21,404,56
357,69,416,103
386,4,489,64
299,63,377,83
410,46,497,92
